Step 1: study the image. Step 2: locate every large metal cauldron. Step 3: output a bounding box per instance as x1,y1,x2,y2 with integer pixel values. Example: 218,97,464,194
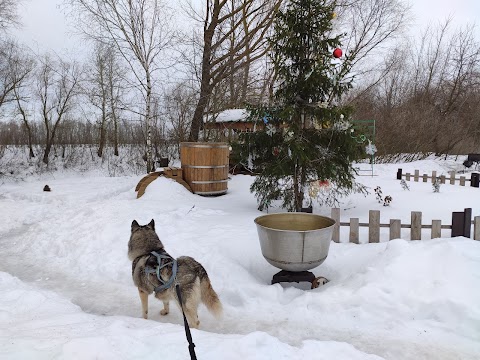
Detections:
254,213,335,272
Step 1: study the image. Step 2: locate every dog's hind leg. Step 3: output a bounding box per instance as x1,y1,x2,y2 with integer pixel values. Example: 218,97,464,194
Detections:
160,301,169,316
138,288,149,319
182,286,201,329
155,292,170,316
183,305,200,329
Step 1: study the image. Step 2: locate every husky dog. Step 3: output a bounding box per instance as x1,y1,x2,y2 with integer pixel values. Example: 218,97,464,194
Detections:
128,219,222,328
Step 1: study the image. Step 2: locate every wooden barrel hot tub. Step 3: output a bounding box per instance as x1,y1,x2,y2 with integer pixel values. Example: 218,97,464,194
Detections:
180,142,230,196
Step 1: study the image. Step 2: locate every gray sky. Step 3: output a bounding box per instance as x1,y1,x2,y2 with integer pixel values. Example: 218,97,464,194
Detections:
12,0,480,55
14,0,76,56
413,0,480,29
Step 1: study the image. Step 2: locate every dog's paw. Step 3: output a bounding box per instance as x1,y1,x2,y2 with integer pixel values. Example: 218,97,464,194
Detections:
160,309,169,316
311,276,329,289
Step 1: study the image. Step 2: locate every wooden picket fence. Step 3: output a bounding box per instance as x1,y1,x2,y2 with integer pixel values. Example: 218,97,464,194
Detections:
396,168,480,187
330,207,480,243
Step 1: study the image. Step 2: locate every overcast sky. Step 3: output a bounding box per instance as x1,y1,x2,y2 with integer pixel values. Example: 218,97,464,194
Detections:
12,0,480,56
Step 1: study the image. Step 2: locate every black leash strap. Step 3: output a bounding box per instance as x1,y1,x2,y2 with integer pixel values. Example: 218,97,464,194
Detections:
175,284,197,360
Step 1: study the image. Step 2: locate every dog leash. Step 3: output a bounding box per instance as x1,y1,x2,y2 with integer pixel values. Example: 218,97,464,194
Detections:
175,284,198,360
145,252,197,359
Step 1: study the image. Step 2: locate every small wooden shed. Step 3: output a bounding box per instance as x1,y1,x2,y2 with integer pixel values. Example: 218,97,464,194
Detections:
203,109,265,142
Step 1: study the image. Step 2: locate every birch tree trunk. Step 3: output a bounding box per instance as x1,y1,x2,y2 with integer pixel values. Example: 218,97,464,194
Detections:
67,0,173,172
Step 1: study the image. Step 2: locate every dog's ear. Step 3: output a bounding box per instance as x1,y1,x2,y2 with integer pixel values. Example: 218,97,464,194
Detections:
148,219,155,230
131,220,140,231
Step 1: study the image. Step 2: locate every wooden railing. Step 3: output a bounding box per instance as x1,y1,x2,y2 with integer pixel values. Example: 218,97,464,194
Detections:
330,207,480,243
396,168,480,187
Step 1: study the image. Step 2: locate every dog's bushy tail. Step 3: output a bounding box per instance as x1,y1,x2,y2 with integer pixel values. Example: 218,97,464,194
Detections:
200,276,222,318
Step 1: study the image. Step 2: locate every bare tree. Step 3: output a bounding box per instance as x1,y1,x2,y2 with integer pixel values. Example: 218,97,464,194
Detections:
0,39,32,110
0,0,21,33
106,48,124,157
351,20,480,155
224,0,275,107
422,23,480,154
84,42,126,157
334,0,411,100
35,55,81,164
13,87,35,158
11,46,36,158
163,81,196,148
67,0,174,172
86,42,109,157
184,0,283,141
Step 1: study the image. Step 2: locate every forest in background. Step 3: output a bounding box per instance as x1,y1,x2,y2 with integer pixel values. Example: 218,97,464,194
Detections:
0,0,479,170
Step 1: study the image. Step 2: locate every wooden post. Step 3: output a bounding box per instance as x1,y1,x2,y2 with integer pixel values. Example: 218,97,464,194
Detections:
331,208,340,243
423,174,428,182
474,216,480,240
449,171,456,185
414,170,419,182
349,218,359,244
451,211,464,237
440,175,446,184
411,211,422,240
431,220,442,239
390,219,401,240
463,208,472,238
159,157,169,167
431,171,437,183
406,173,411,181
369,210,380,243
471,173,480,188
396,168,402,180
460,176,466,186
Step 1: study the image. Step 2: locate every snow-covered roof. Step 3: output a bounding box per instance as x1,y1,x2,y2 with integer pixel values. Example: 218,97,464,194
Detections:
204,108,250,123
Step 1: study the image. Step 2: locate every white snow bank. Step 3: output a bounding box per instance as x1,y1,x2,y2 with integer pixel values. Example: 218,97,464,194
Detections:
0,272,381,360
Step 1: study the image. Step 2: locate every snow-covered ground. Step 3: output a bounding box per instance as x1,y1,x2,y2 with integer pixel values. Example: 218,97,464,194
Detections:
0,155,479,359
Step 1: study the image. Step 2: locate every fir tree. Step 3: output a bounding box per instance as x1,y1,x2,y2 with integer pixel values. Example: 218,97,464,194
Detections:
235,0,364,211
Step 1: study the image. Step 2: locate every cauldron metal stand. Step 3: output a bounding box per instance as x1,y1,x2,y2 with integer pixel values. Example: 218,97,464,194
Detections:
271,270,327,289
271,270,315,285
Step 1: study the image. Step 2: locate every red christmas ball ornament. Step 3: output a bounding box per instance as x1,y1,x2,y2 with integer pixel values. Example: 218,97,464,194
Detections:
272,147,280,156
333,48,342,58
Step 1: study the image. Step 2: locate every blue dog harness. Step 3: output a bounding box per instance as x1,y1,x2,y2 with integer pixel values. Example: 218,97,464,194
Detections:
145,251,178,293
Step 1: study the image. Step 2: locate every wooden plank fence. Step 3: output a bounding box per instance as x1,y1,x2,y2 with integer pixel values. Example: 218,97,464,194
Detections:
330,207,480,243
397,168,480,187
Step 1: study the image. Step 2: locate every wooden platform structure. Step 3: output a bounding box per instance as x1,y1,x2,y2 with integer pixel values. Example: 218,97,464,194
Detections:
135,167,192,198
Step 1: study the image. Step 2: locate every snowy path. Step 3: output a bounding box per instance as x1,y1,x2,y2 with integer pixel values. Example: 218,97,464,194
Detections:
1,169,479,359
